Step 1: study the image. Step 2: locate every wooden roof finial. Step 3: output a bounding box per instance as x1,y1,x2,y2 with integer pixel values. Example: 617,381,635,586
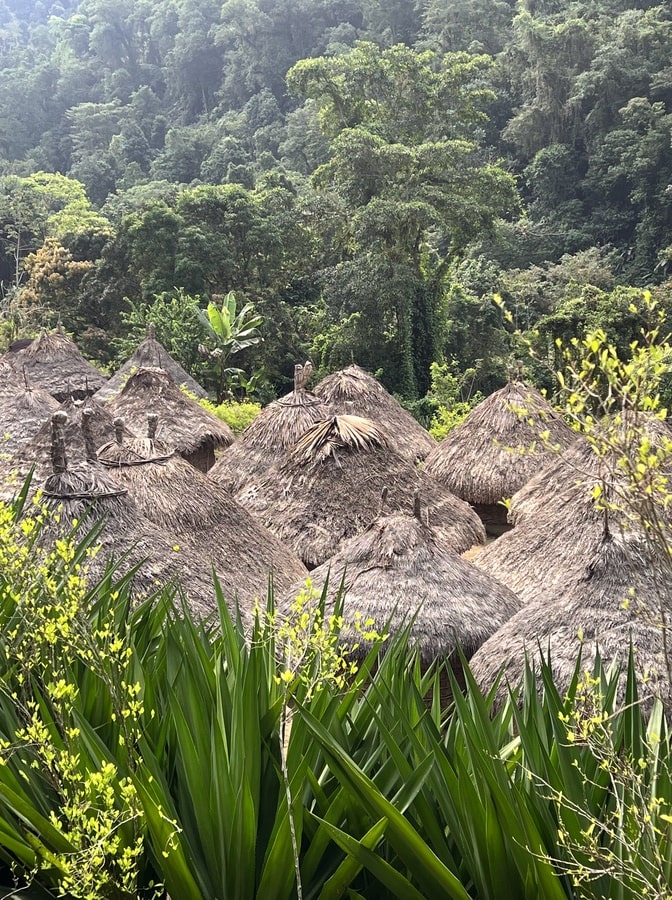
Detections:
50,410,68,474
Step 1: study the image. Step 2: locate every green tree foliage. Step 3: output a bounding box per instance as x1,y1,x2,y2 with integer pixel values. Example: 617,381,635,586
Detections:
0,0,670,402
502,1,672,277
117,287,210,376
213,0,363,111
443,282,511,395
196,290,264,402
288,42,517,396
17,237,94,334
421,0,515,55
0,172,111,333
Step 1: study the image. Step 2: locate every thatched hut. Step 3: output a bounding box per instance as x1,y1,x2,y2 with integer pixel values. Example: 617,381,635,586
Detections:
469,521,672,710
313,364,436,462
0,368,60,459
96,414,308,606
105,367,233,472
210,362,331,492
0,397,133,502
7,328,106,401
505,435,591,527
94,323,208,403
423,368,575,535
279,498,521,671
508,411,672,528
34,411,220,620
474,410,672,606
238,415,485,568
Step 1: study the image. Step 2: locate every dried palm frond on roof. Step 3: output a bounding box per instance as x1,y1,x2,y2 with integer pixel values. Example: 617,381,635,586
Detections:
238,414,485,568
209,362,330,492
94,323,208,403
423,375,575,507
279,501,520,665
313,364,436,462
0,367,60,458
106,367,233,472
0,397,134,503
97,414,308,607
292,414,387,460
33,411,219,620
469,523,672,711
7,328,106,401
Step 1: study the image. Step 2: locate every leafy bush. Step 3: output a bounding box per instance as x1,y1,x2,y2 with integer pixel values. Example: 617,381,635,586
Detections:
424,361,484,439
198,397,261,432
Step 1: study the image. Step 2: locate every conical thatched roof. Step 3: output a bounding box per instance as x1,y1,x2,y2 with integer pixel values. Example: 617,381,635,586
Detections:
0,397,134,502
279,502,521,664
469,524,672,710
210,361,331,492
7,329,106,401
423,377,575,507
33,411,219,620
96,414,308,607
313,364,436,462
508,412,672,527
238,415,485,568
506,434,591,527
94,323,208,403
105,367,234,472
473,492,601,606
0,367,60,459
474,412,672,605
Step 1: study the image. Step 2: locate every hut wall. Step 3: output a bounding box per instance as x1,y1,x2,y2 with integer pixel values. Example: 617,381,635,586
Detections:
472,502,512,538
182,445,215,473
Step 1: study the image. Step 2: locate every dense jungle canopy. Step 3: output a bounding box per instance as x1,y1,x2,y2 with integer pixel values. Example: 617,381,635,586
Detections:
0,0,670,402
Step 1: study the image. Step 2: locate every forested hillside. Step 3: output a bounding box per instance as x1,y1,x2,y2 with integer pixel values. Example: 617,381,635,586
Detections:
0,0,670,400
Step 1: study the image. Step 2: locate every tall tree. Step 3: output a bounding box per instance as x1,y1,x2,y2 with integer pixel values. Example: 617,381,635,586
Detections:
287,42,517,396
0,172,111,291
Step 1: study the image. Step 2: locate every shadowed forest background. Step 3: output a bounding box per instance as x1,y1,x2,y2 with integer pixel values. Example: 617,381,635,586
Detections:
0,0,671,405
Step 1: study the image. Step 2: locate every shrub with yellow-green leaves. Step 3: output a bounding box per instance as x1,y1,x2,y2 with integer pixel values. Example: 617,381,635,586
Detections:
0,492,151,899
197,396,261,432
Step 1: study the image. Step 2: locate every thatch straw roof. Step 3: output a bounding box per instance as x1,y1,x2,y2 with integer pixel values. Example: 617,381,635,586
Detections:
473,492,600,606
423,376,575,506
469,524,672,710
0,367,60,458
7,329,106,401
508,412,672,527
94,323,208,403
210,361,331,492
0,397,133,503
506,434,591,526
313,364,436,462
238,415,485,568
474,412,672,605
96,414,308,607
279,501,521,664
33,411,220,619
105,367,233,471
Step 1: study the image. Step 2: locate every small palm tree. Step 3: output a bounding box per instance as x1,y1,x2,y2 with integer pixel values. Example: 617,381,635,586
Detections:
197,291,263,402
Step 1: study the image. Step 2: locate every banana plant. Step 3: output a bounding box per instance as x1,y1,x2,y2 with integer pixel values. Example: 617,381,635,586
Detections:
197,291,263,402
